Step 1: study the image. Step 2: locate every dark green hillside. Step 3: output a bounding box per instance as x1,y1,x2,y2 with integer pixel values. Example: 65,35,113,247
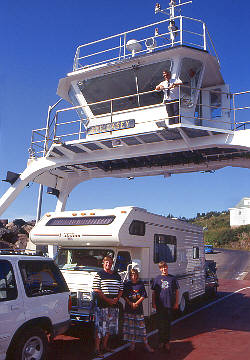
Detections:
188,211,250,250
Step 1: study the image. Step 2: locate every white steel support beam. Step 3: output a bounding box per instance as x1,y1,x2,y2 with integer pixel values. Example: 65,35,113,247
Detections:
0,129,250,217
55,176,86,212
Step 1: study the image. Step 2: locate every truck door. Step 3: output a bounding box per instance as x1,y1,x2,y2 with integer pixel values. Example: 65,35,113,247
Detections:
0,260,25,359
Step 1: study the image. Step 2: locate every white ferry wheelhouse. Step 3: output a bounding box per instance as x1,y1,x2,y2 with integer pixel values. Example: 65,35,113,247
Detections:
0,0,249,219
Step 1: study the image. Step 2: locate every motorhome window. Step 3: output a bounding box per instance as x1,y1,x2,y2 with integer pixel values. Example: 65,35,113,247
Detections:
114,251,132,272
129,220,145,236
46,216,115,226
0,260,17,302
179,58,202,103
54,249,114,271
19,260,69,297
210,89,222,118
193,246,200,259
154,234,177,263
77,60,172,116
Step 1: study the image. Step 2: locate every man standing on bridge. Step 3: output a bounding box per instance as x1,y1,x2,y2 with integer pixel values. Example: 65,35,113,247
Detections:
152,261,179,351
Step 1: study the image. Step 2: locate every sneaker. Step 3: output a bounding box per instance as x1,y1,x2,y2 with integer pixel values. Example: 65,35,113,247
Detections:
145,343,154,353
128,343,135,351
165,342,171,352
94,350,104,358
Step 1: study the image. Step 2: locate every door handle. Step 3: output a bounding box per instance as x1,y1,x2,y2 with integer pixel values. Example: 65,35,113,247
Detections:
11,305,20,310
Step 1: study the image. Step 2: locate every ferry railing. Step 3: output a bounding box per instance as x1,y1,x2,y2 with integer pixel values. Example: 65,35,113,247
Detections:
73,16,219,71
30,98,64,158
232,91,250,130
30,87,250,158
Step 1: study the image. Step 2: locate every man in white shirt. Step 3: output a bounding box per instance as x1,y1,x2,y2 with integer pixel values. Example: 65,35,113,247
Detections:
156,70,182,124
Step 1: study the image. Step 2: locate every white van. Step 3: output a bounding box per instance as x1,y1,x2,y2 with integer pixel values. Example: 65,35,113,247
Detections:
30,206,205,322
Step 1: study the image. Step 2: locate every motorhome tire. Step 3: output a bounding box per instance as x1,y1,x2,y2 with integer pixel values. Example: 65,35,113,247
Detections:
179,294,189,314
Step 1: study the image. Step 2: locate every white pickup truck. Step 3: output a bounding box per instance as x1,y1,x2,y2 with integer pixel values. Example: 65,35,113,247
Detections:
0,250,71,360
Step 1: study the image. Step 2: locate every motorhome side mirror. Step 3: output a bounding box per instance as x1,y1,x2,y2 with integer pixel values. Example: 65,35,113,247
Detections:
131,259,142,273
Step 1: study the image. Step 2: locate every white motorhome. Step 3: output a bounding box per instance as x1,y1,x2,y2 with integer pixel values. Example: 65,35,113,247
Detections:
30,206,205,323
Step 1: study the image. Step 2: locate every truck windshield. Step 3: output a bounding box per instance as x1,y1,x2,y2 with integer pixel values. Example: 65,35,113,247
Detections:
54,249,114,271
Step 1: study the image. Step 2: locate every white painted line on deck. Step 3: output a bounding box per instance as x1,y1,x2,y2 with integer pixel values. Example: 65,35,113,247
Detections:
169,286,250,326
235,272,248,280
93,286,250,359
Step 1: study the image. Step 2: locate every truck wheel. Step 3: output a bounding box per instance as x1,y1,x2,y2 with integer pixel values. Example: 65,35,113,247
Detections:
11,327,48,360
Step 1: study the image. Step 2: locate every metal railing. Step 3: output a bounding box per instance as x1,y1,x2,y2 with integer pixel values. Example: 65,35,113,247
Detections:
73,15,219,71
30,88,250,158
232,91,250,130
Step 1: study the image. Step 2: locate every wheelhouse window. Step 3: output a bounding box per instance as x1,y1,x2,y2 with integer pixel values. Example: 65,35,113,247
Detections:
129,220,145,236
54,248,114,271
210,88,222,118
179,58,202,105
0,260,17,302
75,59,172,116
154,234,177,263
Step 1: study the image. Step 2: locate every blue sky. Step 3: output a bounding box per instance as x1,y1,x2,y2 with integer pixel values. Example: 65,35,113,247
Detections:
0,0,250,221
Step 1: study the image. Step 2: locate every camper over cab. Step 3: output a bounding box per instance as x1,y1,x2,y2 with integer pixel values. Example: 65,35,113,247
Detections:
30,206,205,322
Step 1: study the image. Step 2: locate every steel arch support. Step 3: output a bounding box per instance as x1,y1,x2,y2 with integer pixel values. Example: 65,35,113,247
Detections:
0,158,68,217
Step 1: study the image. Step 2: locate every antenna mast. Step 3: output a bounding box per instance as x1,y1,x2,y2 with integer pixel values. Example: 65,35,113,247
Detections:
155,0,192,17
155,0,192,45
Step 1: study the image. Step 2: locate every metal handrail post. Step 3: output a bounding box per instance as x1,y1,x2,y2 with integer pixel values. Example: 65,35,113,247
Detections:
30,131,35,156
233,93,236,131
44,98,63,154
53,112,58,141
180,16,183,45
73,47,80,71
44,105,52,156
110,99,113,123
36,185,43,223
79,119,82,140
123,33,127,58
178,85,181,123
203,22,207,50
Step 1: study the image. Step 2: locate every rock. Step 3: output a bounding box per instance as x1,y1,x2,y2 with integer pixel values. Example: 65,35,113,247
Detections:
21,224,34,235
6,223,19,234
14,234,29,249
13,219,26,227
0,240,12,249
0,219,35,248
0,228,17,244
0,220,8,227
